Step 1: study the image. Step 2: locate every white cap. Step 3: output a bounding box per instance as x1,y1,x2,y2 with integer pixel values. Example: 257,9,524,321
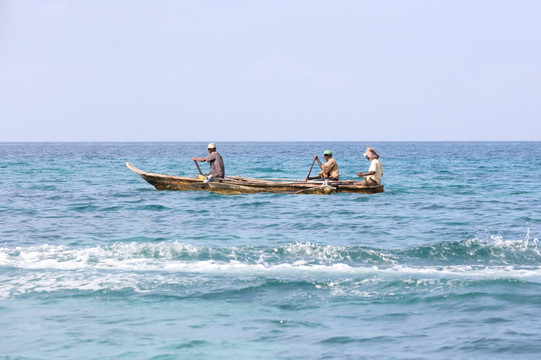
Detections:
207,143,216,149
363,147,376,156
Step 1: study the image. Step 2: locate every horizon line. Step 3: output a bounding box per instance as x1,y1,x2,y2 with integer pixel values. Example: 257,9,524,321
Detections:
0,140,540,143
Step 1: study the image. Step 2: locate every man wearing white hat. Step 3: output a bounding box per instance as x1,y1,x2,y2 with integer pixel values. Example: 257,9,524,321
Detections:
355,147,382,186
192,143,225,180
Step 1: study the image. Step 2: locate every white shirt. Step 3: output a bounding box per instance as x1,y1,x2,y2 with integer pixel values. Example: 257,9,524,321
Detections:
367,159,382,184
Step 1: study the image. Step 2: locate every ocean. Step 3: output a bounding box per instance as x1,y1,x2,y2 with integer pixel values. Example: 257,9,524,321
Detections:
1,141,540,359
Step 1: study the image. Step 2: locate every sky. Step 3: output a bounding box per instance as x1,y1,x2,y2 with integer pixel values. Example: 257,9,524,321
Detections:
1,0,540,141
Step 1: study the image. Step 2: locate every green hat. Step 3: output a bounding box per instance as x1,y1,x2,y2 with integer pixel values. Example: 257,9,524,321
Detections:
323,150,332,155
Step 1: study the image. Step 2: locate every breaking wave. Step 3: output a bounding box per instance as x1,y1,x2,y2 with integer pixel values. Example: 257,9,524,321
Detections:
1,235,541,299
1,235,540,270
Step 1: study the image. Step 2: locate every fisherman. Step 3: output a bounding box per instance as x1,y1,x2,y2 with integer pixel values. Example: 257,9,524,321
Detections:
306,150,339,181
192,143,225,181
355,147,382,186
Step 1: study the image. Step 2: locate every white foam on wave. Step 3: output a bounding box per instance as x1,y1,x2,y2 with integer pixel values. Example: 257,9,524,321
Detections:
0,271,154,299
2,261,540,300
488,229,539,250
1,242,541,299
280,242,399,264
1,242,540,274
0,242,382,271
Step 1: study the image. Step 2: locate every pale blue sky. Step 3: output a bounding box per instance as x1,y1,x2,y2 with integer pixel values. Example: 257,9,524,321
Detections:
1,0,540,141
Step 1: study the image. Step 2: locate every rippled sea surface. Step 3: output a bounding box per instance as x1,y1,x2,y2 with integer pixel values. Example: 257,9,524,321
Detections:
1,142,540,359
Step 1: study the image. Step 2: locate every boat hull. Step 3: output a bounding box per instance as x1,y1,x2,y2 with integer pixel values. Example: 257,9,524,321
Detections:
126,163,383,195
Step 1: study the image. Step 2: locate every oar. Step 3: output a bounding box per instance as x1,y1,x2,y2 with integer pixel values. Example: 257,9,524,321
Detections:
304,158,317,182
193,160,203,176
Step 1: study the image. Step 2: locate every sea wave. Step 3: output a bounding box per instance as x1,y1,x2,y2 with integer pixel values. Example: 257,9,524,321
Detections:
1,263,540,301
1,237,540,276
2,237,541,299
1,235,540,268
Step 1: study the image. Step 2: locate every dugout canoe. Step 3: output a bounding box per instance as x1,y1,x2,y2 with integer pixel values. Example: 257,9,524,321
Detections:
126,162,384,195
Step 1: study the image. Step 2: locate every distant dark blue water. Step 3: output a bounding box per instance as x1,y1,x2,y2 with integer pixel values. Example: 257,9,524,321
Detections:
1,142,540,359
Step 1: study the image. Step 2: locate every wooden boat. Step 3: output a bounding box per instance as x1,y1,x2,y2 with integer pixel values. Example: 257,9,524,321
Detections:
126,162,384,195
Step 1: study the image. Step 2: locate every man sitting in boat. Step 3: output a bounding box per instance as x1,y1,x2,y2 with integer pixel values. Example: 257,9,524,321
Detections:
306,150,339,181
355,147,382,186
192,143,225,181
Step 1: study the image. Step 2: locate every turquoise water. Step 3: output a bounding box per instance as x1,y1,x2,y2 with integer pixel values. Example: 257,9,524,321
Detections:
1,142,540,359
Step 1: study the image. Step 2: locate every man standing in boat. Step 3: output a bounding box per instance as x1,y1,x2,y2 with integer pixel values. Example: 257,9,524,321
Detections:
306,150,339,181
192,143,225,181
355,147,382,186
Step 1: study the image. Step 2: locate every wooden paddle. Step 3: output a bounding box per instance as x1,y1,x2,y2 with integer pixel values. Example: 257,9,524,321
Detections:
193,160,203,176
304,158,317,182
